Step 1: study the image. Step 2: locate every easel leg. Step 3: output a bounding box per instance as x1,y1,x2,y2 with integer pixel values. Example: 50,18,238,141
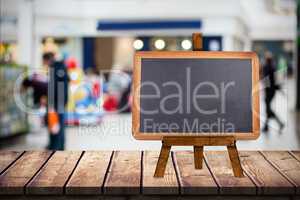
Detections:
154,143,171,177
194,146,203,169
227,143,244,177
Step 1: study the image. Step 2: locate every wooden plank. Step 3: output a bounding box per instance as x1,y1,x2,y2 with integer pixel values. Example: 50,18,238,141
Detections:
0,151,24,174
174,151,218,195
26,151,83,195
240,151,294,195
204,151,256,195
65,151,112,195
142,151,178,195
261,151,300,194
0,151,52,195
293,196,300,200
0,196,105,200
0,196,293,200
104,151,141,195
291,151,300,161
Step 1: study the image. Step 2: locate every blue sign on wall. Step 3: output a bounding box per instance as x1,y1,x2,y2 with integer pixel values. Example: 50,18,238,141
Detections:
97,20,202,31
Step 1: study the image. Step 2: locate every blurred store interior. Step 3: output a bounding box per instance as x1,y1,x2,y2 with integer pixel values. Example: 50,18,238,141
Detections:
0,0,299,150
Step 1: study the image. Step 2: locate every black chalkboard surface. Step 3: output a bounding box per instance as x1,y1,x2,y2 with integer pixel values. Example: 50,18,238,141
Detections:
132,51,260,140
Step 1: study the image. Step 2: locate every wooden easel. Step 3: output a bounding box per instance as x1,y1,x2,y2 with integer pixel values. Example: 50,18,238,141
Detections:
153,33,244,178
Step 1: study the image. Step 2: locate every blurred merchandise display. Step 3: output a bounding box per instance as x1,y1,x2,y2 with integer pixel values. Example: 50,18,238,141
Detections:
0,43,18,64
65,59,104,125
106,70,132,113
0,65,29,138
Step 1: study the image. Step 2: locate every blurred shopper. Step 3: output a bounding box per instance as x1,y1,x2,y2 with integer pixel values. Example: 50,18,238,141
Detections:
262,55,284,132
22,70,48,133
44,53,69,150
22,74,48,106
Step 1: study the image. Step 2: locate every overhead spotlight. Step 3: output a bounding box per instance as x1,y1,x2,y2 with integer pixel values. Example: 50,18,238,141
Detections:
181,39,192,50
154,39,165,50
133,39,144,50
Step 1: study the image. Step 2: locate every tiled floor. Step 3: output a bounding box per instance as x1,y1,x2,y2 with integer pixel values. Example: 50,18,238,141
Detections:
1,77,300,150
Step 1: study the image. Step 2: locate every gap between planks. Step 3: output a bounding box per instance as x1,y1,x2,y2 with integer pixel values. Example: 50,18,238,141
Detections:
0,151,25,176
100,151,115,194
260,151,300,195
0,150,299,196
204,151,257,195
290,151,300,162
260,151,297,194
23,151,56,194
173,151,220,195
0,151,54,195
171,152,182,194
203,153,221,194
62,151,85,194
64,151,114,195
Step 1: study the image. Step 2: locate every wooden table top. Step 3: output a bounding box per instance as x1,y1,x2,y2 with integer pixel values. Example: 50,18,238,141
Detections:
0,151,300,198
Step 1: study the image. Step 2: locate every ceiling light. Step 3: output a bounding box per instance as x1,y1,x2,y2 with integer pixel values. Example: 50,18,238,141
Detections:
181,39,192,50
154,39,165,50
133,39,144,50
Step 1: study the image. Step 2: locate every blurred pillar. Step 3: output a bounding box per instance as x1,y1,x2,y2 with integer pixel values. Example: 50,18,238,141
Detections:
113,37,134,70
222,35,233,51
243,38,252,51
33,36,42,68
17,0,34,67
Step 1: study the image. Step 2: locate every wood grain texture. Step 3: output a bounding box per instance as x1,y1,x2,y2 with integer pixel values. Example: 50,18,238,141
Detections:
154,144,171,177
261,151,300,194
104,151,141,195
192,33,203,51
240,151,294,195
0,151,52,195
174,151,218,195
0,151,24,174
26,151,83,195
193,146,203,169
162,136,235,146
65,151,112,195
227,144,244,177
251,51,260,139
204,151,256,195
291,151,300,161
143,151,178,195
0,195,294,200
132,52,141,141
132,51,260,140
0,150,299,198
155,136,241,178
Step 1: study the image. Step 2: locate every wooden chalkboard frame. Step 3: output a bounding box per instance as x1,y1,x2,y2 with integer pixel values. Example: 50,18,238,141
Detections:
132,51,260,141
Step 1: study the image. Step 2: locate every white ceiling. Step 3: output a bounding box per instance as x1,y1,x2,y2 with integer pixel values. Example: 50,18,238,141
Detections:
0,0,297,40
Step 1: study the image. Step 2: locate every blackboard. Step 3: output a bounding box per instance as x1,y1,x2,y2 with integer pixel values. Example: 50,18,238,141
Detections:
132,51,260,140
